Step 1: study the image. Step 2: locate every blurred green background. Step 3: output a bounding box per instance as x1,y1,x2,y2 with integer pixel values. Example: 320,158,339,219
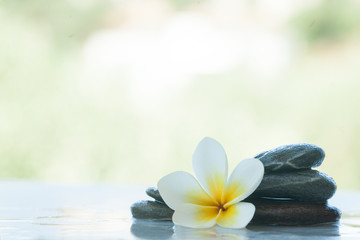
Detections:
1,0,360,189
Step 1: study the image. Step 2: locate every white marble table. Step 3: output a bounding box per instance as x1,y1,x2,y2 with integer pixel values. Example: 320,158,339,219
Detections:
0,181,359,239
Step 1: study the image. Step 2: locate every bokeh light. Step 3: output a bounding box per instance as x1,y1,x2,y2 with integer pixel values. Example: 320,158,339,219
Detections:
1,0,360,189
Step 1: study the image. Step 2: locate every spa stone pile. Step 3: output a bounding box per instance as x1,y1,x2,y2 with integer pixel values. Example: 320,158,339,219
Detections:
131,143,341,225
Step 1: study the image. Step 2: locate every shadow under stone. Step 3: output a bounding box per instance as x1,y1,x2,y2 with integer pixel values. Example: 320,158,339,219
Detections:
131,219,174,240
247,221,341,238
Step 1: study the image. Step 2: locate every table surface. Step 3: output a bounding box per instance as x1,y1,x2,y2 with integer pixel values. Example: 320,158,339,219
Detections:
0,181,359,240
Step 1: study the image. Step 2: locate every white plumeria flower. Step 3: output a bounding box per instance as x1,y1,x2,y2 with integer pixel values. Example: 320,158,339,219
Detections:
158,137,264,229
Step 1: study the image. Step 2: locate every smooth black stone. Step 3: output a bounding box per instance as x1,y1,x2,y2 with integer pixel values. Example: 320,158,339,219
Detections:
250,170,336,202
146,187,164,203
131,200,173,220
249,198,341,225
131,199,341,225
254,143,325,172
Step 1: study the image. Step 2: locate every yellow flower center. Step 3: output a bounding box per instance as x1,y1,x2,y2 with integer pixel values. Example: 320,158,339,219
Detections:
218,203,227,212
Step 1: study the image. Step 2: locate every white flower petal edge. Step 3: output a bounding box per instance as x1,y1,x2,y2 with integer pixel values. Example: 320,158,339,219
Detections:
172,204,219,228
157,171,215,210
223,158,264,208
216,202,255,229
192,137,228,204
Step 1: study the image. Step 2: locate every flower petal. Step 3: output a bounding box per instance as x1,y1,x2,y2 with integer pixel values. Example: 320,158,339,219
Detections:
192,137,228,204
216,202,255,229
173,203,219,228
223,158,264,208
157,171,216,210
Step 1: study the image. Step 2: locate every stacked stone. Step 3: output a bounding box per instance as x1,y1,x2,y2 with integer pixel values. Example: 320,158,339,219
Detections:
246,143,340,225
131,143,341,225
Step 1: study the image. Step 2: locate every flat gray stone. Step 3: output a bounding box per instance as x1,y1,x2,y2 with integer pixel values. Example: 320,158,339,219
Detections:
131,199,341,225
146,187,164,203
147,169,336,203
251,170,336,202
131,200,173,220
254,143,325,172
